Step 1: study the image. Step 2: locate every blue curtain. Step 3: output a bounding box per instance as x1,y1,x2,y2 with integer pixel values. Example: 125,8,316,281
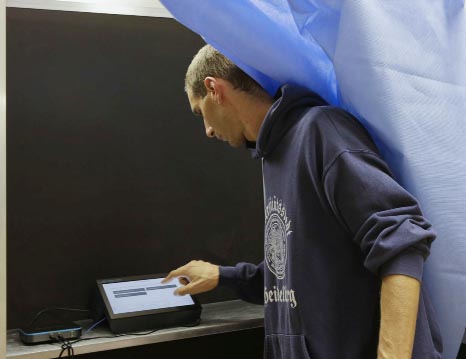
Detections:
160,1,466,357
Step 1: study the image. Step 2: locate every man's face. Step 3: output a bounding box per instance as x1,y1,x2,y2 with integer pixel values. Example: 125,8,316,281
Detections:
187,89,246,148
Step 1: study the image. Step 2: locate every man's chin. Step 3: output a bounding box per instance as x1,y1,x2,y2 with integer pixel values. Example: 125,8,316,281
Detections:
228,139,245,148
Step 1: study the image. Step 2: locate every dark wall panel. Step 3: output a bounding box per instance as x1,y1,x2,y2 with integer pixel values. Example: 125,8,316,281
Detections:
7,9,264,328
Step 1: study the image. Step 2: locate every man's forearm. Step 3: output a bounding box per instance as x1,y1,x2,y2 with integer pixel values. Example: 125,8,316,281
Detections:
377,274,421,359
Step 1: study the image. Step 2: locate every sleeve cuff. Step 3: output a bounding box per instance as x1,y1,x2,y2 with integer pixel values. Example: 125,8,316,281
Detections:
379,247,425,281
218,266,238,287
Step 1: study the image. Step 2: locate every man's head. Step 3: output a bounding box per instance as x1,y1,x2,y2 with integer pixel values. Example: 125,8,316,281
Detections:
185,45,264,99
185,45,272,148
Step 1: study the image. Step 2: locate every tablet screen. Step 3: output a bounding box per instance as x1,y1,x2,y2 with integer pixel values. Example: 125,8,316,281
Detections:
102,277,194,314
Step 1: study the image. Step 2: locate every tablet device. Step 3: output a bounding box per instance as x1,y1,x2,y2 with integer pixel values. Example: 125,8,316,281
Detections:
97,274,201,333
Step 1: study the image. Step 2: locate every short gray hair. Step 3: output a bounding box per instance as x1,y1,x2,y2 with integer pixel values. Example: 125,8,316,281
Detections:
185,45,266,98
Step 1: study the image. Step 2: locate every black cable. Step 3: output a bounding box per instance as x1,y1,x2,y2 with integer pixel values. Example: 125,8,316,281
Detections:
51,319,201,355
58,338,75,358
123,329,160,336
67,325,190,345
68,334,125,345
27,307,90,327
46,335,75,359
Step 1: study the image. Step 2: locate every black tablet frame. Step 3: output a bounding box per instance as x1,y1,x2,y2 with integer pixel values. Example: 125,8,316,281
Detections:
96,273,201,321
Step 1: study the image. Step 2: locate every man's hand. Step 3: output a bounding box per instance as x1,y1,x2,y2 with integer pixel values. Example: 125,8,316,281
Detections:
377,274,421,359
162,260,220,296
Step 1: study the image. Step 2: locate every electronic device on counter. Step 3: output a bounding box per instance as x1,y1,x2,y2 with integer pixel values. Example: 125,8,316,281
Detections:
96,274,202,334
19,322,82,345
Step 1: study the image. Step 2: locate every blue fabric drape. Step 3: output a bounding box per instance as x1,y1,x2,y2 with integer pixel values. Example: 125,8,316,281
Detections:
160,1,466,357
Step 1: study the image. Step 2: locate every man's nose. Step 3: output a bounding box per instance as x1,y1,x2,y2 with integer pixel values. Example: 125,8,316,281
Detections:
205,126,215,138
204,120,215,138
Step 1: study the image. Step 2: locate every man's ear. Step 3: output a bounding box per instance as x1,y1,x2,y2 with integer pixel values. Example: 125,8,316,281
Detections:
203,77,223,104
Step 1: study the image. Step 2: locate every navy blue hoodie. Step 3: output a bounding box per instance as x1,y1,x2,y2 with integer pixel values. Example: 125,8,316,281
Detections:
220,85,442,359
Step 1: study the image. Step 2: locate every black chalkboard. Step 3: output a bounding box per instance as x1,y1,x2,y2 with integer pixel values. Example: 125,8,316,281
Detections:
6,8,264,329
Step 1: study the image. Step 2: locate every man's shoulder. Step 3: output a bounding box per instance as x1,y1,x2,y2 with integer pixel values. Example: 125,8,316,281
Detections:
296,105,379,155
301,105,359,127
296,105,360,136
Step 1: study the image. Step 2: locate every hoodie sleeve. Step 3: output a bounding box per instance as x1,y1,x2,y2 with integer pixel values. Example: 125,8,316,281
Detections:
323,150,435,280
218,261,264,304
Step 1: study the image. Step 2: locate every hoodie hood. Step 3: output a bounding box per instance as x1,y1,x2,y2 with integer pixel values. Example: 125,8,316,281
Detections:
255,84,328,158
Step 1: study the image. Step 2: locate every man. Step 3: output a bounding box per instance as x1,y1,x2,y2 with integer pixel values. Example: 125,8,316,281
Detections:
162,45,442,359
